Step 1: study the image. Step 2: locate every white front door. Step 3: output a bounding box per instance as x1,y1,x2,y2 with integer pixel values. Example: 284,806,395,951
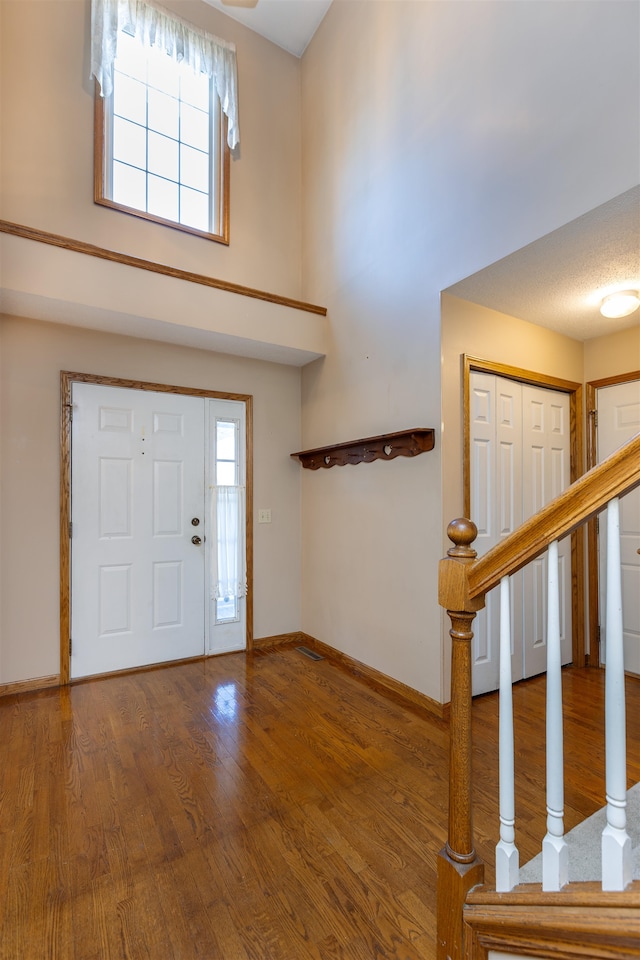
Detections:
71,383,206,678
597,378,640,675
469,372,572,695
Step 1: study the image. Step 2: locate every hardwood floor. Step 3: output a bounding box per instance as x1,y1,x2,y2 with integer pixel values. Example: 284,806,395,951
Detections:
0,647,638,959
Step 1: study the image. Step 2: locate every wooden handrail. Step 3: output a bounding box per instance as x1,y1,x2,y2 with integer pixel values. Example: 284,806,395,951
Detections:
437,429,640,960
469,432,640,601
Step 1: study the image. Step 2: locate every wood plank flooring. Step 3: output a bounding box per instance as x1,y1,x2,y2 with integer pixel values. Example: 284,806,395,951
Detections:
0,647,638,959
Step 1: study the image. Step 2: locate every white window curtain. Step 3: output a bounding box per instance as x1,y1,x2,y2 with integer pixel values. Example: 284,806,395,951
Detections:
90,0,240,149
213,485,246,601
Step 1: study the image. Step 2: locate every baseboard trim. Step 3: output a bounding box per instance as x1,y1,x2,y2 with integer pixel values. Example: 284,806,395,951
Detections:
1,638,450,722
252,632,304,651
0,674,60,699
294,632,449,721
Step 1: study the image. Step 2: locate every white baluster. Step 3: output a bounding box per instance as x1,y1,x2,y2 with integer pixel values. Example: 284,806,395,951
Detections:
542,539,568,891
602,497,632,891
496,575,519,891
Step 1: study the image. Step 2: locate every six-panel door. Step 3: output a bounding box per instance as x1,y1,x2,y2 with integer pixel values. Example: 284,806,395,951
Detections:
469,372,572,695
597,378,640,676
71,384,206,678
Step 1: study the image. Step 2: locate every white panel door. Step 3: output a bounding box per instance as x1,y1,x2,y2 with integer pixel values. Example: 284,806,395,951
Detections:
597,379,640,675
470,373,523,695
469,373,571,695
71,384,206,678
521,384,572,678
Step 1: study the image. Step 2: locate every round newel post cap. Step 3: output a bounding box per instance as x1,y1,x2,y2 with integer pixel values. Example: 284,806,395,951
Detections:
447,518,478,558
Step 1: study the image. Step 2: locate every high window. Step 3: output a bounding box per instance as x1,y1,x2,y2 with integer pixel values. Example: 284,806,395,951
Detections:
91,0,239,244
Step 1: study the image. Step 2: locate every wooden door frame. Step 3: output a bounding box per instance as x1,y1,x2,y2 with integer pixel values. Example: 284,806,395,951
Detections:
585,369,640,666
60,370,254,685
463,355,585,668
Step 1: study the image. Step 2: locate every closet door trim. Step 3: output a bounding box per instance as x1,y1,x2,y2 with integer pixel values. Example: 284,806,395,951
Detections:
462,355,584,668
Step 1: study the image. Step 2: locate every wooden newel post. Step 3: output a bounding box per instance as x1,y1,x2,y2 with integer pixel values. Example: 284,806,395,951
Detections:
437,519,486,960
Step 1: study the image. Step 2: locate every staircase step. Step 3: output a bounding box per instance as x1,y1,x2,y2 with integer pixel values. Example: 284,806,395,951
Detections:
519,783,640,884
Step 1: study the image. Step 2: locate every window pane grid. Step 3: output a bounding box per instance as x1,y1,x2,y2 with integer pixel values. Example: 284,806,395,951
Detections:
110,34,214,233
215,418,240,623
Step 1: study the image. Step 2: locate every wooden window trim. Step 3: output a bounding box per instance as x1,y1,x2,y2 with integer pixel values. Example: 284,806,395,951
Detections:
94,80,230,245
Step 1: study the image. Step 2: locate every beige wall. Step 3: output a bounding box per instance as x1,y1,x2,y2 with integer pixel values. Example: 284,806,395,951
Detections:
441,294,585,540
0,0,319,363
584,325,640,383
0,0,302,298
440,295,585,695
0,315,302,684
1,0,639,701
0,0,308,685
300,0,638,703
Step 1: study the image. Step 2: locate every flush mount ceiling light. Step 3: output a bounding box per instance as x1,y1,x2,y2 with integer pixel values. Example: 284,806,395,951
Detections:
600,290,640,319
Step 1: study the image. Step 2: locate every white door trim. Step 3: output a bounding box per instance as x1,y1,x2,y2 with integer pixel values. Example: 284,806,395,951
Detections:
60,371,253,685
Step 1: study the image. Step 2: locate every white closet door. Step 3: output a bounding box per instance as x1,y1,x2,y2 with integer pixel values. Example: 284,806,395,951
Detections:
597,379,640,674
470,373,523,695
71,384,206,678
521,385,572,678
469,373,571,695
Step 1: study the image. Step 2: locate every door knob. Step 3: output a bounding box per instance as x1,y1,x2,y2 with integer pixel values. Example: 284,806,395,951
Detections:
191,535,202,545
191,517,200,526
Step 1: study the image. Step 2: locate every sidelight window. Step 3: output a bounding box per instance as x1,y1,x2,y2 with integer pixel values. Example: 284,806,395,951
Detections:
214,417,244,624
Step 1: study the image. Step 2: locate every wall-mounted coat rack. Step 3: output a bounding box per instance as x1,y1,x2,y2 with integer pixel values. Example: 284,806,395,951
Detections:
291,428,435,469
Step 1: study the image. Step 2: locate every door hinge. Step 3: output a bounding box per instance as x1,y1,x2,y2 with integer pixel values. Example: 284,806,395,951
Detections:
65,402,73,421
595,515,599,535
69,521,73,537
589,408,598,428
69,637,72,656
596,625,601,646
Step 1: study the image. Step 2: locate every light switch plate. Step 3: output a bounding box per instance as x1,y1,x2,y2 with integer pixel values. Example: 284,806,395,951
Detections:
258,509,272,523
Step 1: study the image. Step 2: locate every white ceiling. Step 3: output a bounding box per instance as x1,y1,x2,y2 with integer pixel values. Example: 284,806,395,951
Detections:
201,0,333,57
447,186,640,342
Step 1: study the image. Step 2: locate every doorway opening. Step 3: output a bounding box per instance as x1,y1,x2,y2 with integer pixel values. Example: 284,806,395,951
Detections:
60,371,253,683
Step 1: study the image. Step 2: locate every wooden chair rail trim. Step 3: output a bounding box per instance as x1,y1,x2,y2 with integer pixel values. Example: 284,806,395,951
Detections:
0,219,327,317
468,431,640,600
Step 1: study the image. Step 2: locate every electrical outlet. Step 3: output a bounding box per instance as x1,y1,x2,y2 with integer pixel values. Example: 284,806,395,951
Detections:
258,509,272,523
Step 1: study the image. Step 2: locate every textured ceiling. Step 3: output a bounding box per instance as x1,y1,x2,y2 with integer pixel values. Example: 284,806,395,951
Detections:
447,186,640,342
201,0,333,57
